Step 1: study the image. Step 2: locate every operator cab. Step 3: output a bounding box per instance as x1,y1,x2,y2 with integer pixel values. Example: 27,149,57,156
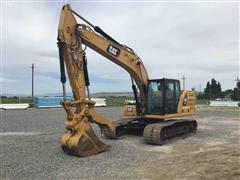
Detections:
146,78,180,115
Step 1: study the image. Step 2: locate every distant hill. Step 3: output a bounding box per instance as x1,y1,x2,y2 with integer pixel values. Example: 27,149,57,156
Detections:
91,92,133,98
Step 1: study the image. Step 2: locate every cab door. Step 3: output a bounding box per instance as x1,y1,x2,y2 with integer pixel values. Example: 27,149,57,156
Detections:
164,80,180,114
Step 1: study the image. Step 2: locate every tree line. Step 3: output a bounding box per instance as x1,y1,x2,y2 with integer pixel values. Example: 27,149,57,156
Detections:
197,78,240,100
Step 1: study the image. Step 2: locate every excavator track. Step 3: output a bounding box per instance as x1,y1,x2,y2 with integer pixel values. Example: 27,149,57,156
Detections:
143,119,197,145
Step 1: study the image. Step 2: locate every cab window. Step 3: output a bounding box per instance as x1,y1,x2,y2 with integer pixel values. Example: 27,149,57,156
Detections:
147,81,163,114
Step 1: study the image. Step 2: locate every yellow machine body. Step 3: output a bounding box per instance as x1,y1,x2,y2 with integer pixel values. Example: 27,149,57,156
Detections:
57,4,197,157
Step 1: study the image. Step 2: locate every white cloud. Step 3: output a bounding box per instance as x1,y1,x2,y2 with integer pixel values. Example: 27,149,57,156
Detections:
0,77,15,83
2,1,239,95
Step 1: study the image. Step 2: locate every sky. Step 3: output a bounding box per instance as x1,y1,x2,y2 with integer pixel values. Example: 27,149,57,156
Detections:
1,1,239,95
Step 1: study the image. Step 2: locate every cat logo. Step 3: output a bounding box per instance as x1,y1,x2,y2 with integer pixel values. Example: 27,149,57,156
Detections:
107,45,120,57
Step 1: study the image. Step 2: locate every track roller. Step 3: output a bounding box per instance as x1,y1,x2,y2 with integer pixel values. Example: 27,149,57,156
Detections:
143,119,197,145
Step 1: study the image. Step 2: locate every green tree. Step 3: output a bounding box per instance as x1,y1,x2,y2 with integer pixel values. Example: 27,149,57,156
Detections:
231,81,240,101
204,82,211,99
211,78,217,93
216,82,222,98
204,78,222,99
216,82,221,93
222,89,233,99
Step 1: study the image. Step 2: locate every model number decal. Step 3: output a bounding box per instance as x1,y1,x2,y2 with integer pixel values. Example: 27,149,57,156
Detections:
107,45,120,56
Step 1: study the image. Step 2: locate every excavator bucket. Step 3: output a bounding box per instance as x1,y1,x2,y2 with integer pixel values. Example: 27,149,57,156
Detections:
61,120,110,157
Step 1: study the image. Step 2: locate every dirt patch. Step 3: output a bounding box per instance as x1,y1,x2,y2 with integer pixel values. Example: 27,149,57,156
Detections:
135,146,240,180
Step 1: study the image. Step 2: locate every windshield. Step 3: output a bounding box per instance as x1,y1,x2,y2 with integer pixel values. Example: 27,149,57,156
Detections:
147,81,163,114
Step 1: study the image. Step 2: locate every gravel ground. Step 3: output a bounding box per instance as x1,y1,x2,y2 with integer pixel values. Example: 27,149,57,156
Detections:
0,106,239,180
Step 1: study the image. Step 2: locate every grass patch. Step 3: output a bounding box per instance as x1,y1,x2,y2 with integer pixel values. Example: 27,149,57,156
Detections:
0,96,33,104
196,100,210,105
105,96,133,107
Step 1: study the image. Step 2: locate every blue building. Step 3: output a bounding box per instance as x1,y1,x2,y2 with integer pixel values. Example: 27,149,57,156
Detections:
34,97,72,108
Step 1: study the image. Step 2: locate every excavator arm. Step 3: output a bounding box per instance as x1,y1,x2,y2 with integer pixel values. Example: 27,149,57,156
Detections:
57,4,149,156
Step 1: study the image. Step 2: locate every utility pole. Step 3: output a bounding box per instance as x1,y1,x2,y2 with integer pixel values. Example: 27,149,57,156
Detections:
199,84,202,93
181,76,187,90
31,64,34,99
234,77,239,83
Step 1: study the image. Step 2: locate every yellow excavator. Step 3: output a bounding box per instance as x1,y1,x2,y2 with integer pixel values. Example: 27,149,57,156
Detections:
57,4,197,157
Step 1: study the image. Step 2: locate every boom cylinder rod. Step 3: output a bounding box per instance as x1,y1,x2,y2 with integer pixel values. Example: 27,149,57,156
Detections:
62,84,67,100
72,10,121,46
57,39,67,100
71,10,95,28
83,53,91,100
86,86,91,100
131,77,141,115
